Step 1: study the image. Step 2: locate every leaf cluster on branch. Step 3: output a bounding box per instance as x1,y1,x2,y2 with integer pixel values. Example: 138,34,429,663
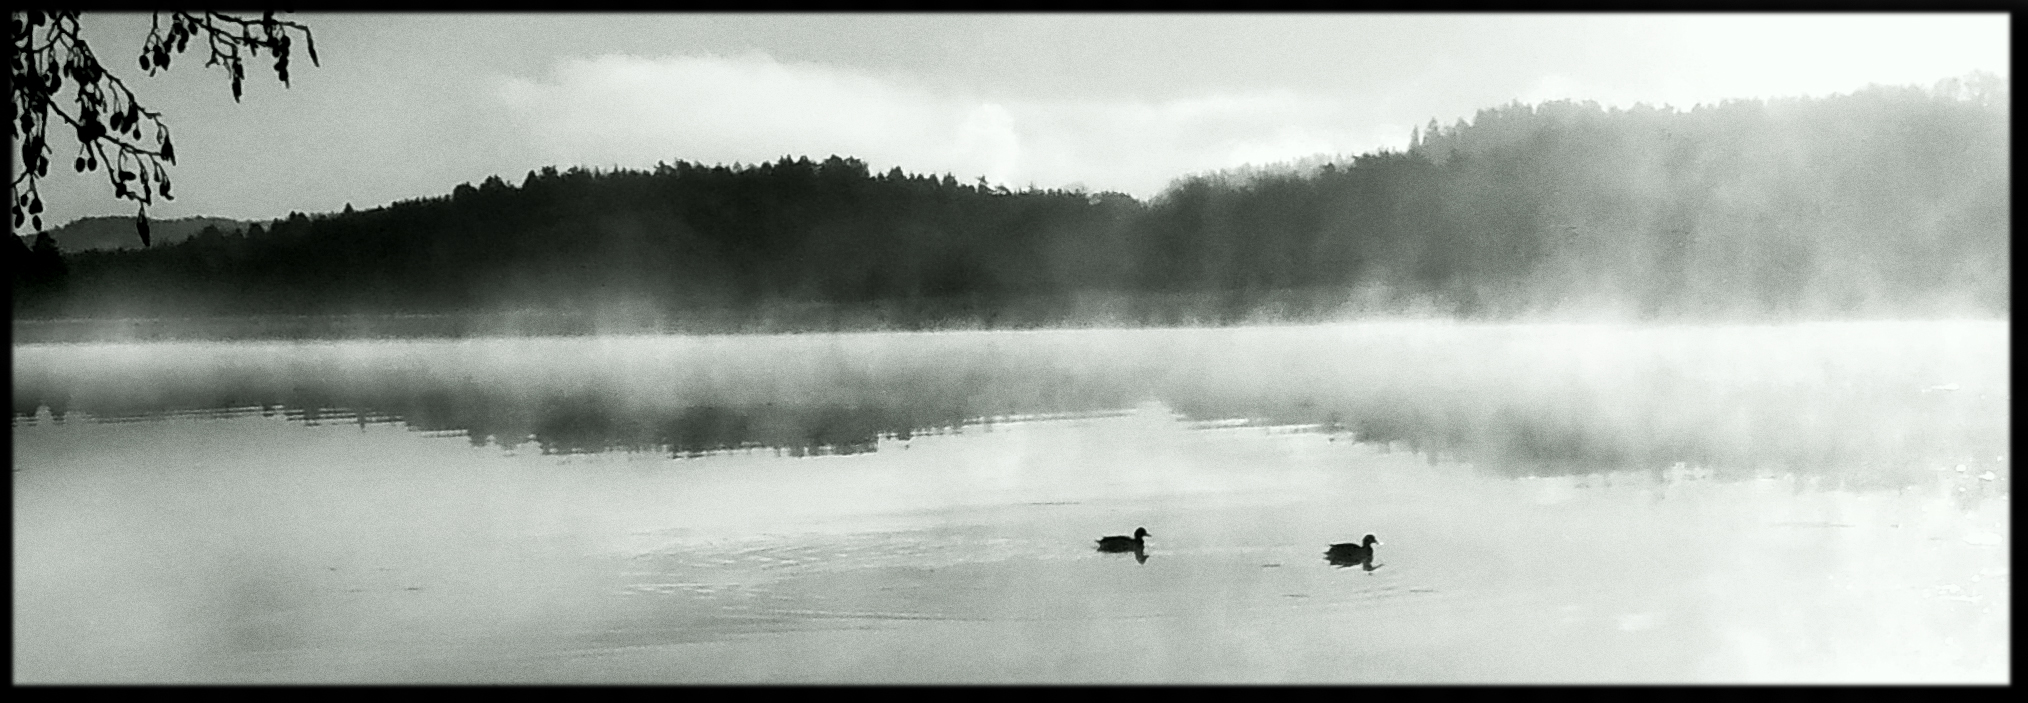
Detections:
9,10,316,244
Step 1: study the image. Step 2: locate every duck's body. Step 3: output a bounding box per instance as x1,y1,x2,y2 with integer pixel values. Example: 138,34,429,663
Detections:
1325,534,1381,568
1096,527,1150,552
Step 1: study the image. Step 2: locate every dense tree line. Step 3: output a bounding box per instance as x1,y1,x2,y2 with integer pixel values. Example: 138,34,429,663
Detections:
13,79,2007,327
1148,77,2008,320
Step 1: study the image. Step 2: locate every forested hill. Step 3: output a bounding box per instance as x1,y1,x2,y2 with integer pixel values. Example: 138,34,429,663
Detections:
13,80,2008,328
14,216,250,254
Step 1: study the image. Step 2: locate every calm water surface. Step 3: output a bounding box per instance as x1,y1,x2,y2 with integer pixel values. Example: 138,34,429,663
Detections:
13,322,2010,683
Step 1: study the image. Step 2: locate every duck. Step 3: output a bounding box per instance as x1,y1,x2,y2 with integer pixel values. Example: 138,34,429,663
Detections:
1096,527,1150,552
1324,534,1381,568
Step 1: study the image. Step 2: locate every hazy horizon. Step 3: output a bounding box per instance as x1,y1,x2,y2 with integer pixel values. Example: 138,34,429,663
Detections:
12,13,2010,232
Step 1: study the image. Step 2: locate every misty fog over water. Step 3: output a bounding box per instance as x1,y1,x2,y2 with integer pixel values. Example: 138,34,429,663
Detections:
14,320,2008,485
13,321,2009,682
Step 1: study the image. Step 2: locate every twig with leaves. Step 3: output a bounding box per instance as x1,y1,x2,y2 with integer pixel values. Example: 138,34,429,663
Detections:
9,10,316,245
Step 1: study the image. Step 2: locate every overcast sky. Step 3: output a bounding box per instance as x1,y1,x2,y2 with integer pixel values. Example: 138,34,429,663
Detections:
18,13,2011,230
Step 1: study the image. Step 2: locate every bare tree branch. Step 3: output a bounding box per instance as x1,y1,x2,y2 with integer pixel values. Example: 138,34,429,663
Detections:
10,10,316,244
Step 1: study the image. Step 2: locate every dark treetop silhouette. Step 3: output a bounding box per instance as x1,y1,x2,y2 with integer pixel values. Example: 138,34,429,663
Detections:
13,77,2007,325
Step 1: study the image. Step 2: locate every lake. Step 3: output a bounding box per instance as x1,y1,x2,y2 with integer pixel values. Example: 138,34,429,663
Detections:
12,320,2010,683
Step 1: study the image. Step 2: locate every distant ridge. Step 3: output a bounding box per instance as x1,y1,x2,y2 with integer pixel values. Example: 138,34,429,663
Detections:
17,215,249,253
13,81,2008,325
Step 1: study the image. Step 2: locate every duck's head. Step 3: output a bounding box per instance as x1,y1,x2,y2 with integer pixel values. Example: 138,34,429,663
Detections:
1134,527,1150,540
1363,534,1381,547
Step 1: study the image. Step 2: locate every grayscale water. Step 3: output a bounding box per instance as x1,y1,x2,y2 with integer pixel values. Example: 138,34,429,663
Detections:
12,321,2010,683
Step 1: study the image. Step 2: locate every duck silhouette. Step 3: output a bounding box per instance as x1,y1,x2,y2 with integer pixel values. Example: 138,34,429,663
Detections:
1096,527,1151,564
1096,527,1149,552
1325,534,1382,571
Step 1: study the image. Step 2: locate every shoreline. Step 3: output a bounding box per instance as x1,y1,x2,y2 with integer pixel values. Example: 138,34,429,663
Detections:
13,307,2007,345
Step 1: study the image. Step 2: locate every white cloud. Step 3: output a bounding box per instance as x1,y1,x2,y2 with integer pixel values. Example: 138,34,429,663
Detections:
493,53,1400,198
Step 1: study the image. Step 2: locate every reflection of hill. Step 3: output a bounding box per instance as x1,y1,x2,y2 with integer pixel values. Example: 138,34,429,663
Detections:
419,393,967,457
7,334,1156,458
8,379,1037,458
11,323,2009,488
1147,323,2011,488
